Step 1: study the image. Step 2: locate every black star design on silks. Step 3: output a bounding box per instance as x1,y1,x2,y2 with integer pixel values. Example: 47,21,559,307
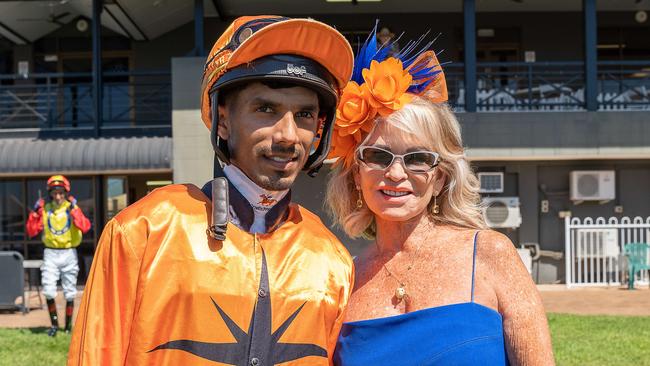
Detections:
149,250,327,365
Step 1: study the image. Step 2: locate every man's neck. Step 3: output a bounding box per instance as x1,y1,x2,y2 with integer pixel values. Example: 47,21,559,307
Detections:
222,164,290,233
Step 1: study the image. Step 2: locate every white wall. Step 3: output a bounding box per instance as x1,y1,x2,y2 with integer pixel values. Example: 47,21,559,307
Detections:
171,57,213,187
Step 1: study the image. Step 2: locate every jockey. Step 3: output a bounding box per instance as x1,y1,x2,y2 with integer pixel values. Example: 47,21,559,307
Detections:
68,16,355,365
27,175,91,337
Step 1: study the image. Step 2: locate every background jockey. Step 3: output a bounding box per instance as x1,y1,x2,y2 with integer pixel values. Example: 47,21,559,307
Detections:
26,175,91,337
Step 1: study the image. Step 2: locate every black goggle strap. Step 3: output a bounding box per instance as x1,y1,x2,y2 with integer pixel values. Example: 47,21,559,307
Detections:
210,91,230,164
207,163,229,241
207,92,230,241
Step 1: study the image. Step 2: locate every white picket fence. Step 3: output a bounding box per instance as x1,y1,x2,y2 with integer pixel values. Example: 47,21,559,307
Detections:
565,216,650,288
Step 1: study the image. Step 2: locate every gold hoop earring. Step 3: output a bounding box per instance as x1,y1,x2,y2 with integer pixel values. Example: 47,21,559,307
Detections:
356,186,363,209
432,195,440,214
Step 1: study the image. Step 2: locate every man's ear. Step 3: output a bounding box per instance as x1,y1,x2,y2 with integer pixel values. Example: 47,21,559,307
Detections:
216,104,230,141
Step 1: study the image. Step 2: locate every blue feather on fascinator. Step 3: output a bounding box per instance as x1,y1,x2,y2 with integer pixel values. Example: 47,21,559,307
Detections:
351,21,391,84
351,22,445,95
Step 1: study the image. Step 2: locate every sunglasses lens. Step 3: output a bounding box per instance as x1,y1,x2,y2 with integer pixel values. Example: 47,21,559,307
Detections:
404,152,438,172
360,147,393,169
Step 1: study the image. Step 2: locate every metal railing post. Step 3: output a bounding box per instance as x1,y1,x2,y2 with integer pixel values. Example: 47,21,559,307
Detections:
463,0,477,112
527,63,533,110
565,216,572,288
584,0,598,111
46,75,52,128
92,0,103,137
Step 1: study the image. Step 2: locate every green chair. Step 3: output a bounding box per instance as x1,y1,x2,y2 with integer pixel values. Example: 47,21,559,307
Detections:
624,243,650,289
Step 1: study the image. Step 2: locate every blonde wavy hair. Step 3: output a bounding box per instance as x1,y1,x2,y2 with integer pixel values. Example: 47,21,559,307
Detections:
326,97,487,239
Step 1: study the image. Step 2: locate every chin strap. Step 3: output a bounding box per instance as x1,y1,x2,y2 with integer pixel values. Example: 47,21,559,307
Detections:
207,159,229,241
307,163,323,177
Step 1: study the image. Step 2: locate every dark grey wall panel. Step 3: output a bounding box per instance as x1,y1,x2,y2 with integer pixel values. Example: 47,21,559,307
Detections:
460,111,650,150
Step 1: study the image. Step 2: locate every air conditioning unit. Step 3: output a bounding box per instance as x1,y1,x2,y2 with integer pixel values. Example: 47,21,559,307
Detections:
482,197,522,229
570,170,615,202
478,172,504,193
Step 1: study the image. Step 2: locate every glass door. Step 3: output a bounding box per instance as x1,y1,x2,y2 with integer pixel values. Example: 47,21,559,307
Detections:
105,176,128,221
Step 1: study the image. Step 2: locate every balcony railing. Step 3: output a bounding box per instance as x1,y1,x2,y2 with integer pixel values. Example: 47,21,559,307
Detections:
447,61,650,112
598,61,650,111
0,70,170,131
0,62,648,129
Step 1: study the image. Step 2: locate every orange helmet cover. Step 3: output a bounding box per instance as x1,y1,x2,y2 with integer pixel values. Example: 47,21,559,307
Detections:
47,175,71,192
200,16,354,130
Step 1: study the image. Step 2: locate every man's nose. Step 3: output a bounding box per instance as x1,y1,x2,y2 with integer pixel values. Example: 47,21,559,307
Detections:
273,111,300,145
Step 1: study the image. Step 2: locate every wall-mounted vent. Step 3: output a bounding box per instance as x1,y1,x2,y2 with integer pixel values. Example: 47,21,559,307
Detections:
478,172,504,193
482,197,522,229
570,171,615,202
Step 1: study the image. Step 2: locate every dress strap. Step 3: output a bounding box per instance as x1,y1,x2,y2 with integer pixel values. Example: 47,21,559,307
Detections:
470,231,479,303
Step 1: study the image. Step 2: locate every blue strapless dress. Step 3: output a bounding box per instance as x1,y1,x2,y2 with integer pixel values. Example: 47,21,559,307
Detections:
334,232,509,365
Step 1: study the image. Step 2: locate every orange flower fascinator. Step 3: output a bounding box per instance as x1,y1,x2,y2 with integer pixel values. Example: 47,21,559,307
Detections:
328,25,448,168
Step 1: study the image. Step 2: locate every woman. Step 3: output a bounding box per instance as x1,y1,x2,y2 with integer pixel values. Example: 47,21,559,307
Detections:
326,28,554,365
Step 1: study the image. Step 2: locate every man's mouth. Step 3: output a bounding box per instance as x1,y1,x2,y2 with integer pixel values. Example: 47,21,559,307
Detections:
263,154,300,169
267,155,295,163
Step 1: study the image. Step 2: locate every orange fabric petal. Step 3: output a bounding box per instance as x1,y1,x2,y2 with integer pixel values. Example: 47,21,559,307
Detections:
363,58,412,115
405,50,448,103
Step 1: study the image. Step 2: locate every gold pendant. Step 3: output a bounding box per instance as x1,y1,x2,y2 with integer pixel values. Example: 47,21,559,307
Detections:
395,285,406,301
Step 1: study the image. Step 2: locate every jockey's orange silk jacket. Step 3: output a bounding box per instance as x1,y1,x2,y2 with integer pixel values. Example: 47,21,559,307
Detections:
67,183,354,366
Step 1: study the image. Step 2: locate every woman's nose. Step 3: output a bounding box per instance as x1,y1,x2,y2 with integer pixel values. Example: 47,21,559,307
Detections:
384,157,409,181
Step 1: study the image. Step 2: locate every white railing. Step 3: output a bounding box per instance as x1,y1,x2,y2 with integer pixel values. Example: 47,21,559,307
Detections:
565,216,650,288
455,88,650,112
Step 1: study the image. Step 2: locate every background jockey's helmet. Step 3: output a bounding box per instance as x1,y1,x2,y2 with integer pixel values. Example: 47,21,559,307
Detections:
200,15,354,175
47,175,71,192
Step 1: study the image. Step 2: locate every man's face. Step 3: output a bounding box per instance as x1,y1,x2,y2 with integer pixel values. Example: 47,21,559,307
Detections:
50,188,66,205
217,82,322,191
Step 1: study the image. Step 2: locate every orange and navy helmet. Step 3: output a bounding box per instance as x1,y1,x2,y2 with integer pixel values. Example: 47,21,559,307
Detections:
47,175,70,192
201,15,354,175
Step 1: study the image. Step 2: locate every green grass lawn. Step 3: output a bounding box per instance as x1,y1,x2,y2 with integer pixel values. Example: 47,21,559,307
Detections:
1,314,649,365
0,327,71,366
549,313,650,366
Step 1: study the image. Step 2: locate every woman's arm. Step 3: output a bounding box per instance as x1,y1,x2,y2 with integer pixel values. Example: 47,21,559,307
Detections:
479,231,555,366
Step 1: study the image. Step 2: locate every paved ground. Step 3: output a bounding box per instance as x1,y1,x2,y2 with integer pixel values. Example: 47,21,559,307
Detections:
0,290,82,329
538,284,650,316
1,285,649,329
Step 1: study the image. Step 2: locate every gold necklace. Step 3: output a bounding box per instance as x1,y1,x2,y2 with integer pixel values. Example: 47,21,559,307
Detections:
379,241,424,303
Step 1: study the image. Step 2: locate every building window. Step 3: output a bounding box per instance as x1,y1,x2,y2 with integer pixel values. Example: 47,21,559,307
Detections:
106,176,128,221
0,180,24,242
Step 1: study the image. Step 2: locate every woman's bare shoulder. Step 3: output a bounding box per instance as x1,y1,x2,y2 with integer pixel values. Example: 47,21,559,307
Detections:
476,230,517,254
475,230,533,290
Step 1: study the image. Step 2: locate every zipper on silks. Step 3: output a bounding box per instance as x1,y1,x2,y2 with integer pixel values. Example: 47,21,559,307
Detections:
248,232,259,362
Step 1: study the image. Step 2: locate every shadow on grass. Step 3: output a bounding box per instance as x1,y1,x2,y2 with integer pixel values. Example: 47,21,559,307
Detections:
27,327,50,334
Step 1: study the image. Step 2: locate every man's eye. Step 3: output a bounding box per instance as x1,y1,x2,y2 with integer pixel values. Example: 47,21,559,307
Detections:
296,111,314,119
256,106,274,113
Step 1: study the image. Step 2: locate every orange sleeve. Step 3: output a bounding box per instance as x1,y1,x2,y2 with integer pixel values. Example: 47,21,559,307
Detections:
67,219,141,366
70,207,92,234
26,210,43,238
